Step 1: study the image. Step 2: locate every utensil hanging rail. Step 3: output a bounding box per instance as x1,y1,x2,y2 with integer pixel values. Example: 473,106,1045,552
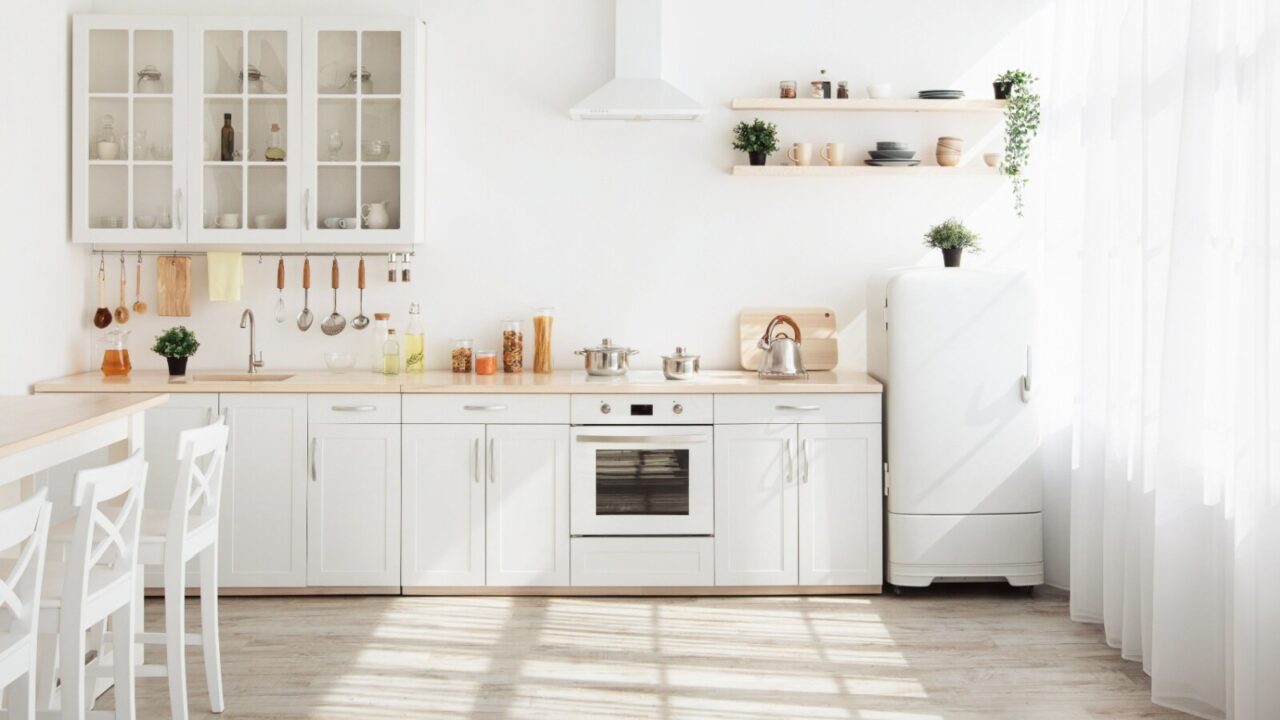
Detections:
91,249,417,259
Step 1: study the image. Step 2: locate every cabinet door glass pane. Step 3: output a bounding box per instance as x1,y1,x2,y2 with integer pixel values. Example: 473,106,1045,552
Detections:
134,30,174,94
318,167,356,230
89,29,128,93
204,30,243,94
247,31,287,94
317,31,356,94
361,31,400,95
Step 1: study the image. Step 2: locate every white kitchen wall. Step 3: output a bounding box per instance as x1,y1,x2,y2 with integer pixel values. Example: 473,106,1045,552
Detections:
50,0,1068,586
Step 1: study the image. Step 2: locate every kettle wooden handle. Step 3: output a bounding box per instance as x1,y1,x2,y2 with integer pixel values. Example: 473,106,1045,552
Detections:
761,314,802,344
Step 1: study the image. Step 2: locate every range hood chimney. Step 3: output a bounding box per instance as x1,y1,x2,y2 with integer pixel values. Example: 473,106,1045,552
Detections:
569,0,705,121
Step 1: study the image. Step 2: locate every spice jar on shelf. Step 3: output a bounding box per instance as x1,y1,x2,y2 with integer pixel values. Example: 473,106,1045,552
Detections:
837,81,849,99
502,320,523,373
779,80,797,99
809,80,824,98
475,351,498,376
451,339,473,373
533,307,554,373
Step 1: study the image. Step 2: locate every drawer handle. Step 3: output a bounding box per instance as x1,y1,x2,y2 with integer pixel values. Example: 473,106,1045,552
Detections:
464,404,508,411
331,405,377,412
776,404,821,411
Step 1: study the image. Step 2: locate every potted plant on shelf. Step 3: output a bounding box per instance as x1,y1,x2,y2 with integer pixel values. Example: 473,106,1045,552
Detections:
993,69,1041,216
732,118,779,166
924,217,981,267
152,326,200,376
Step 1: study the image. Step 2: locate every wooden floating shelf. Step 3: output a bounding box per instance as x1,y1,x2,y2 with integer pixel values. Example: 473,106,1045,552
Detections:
730,98,1006,112
731,165,1001,177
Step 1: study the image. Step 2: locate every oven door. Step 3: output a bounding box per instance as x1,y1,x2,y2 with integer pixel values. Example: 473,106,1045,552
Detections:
570,426,714,536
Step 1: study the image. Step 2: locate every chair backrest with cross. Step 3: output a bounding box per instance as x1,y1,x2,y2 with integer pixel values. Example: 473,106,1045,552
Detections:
165,417,229,555
65,450,148,607
0,488,52,691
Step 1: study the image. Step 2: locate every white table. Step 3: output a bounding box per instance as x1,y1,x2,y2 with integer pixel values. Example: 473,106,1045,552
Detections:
0,392,168,703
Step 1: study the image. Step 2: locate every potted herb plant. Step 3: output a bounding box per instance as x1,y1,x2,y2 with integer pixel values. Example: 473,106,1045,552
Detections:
993,69,1041,216
732,118,779,166
924,217,981,267
152,326,200,376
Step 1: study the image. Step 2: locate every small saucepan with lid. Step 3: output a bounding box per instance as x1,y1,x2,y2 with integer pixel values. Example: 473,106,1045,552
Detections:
575,338,639,376
661,346,701,380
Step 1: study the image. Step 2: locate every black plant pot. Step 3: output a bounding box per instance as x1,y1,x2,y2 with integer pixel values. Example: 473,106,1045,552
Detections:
942,248,963,267
748,151,767,166
166,356,189,376
993,81,1013,100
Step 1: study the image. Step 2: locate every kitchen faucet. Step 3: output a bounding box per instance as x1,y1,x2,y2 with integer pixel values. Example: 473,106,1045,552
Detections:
240,308,264,374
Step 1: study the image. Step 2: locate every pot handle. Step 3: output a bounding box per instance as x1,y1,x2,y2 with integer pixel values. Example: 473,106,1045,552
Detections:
574,349,587,355
761,314,803,344
626,348,639,356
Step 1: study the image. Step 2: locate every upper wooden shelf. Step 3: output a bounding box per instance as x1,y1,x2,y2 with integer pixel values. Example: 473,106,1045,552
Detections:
730,98,1007,112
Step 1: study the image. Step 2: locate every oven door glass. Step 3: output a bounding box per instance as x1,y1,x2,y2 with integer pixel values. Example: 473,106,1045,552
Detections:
596,448,690,515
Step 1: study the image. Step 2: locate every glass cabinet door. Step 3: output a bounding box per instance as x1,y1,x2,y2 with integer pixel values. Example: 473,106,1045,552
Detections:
73,17,187,244
188,18,301,243
303,17,421,244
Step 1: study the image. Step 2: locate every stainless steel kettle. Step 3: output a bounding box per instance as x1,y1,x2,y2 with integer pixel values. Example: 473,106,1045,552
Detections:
757,315,808,379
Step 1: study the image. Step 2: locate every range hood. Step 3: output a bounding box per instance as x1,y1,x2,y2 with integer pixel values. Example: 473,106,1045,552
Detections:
569,0,705,121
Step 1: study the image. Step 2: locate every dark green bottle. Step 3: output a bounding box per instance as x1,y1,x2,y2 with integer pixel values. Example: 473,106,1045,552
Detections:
220,113,235,161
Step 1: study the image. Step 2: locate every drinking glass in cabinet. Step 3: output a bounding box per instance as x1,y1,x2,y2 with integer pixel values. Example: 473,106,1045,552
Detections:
327,129,343,160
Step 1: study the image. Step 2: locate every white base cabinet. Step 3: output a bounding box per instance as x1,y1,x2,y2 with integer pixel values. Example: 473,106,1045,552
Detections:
797,424,883,586
219,394,308,588
485,425,570,586
401,424,486,587
714,424,799,585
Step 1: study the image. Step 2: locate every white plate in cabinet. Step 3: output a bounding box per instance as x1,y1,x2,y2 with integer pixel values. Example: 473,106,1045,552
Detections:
486,425,570,587
307,423,401,587
571,537,714,587
401,424,486,587
308,393,400,424
402,394,570,424
72,16,189,244
714,394,881,424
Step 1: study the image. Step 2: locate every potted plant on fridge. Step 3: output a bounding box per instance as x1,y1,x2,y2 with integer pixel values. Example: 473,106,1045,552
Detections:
923,217,981,267
993,69,1041,216
152,326,200,376
732,118,779,166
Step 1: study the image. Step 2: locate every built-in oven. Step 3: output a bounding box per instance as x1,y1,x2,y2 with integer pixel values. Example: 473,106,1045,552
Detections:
570,395,714,537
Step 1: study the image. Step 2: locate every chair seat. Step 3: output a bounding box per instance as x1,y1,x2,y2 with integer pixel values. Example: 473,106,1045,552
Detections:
138,508,218,544
0,559,133,624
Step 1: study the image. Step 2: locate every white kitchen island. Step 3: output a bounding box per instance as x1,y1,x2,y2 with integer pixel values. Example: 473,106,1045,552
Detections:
34,371,884,596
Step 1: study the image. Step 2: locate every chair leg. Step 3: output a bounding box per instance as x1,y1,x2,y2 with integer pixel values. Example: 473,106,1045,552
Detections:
8,668,36,720
110,604,135,720
35,633,57,711
164,569,189,720
58,622,86,720
199,545,224,713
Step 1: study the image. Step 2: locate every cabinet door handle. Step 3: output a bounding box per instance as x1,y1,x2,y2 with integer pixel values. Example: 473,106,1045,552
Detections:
488,438,496,483
472,437,480,484
1020,345,1033,403
175,188,184,229
303,188,311,231
801,439,812,483
310,438,318,482
463,404,508,411
783,437,794,484
777,404,821,411
331,405,377,412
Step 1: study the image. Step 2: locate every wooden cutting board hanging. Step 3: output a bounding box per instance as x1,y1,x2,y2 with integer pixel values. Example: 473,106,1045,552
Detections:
156,255,191,317
739,307,839,371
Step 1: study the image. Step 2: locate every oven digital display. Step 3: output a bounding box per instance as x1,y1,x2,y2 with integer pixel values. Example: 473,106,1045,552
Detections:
595,449,690,515
629,404,654,416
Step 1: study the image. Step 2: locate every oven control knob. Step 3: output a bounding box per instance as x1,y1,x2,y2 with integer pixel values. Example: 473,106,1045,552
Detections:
600,403,611,415
673,403,684,415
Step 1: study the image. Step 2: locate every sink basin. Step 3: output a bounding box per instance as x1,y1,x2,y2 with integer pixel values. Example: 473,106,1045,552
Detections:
192,373,295,383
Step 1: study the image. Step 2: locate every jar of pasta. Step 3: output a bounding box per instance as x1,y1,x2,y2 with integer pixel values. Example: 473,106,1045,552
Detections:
502,320,524,373
451,339,473,373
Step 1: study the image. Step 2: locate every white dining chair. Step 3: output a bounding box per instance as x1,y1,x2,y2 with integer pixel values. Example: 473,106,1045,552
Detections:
0,488,52,720
33,450,147,720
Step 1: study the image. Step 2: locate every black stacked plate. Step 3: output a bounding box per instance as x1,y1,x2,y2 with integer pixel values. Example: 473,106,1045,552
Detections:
865,141,920,167
918,89,965,99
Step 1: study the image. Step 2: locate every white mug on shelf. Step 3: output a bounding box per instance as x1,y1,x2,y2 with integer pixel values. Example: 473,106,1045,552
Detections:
787,143,813,166
96,141,120,160
215,213,240,229
821,143,844,166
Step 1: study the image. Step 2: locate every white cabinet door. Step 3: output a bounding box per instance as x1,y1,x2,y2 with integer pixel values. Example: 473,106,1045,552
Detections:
486,425,569,586
73,16,188,244
401,425,485,587
187,17,302,244
714,424,798,586
301,16,424,244
798,424,883,586
307,423,400,587
219,394,307,588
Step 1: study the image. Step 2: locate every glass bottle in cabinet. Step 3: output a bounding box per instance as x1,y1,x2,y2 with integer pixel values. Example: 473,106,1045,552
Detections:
220,113,235,161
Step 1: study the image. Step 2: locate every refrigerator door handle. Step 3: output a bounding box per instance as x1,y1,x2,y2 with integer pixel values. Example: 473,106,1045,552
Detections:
1020,345,1032,403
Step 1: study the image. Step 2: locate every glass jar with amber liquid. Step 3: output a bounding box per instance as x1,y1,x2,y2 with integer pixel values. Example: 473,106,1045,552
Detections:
100,329,132,377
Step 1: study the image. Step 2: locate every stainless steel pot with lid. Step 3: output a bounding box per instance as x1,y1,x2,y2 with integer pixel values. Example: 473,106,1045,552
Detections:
575,338,639,376
661,346,700,380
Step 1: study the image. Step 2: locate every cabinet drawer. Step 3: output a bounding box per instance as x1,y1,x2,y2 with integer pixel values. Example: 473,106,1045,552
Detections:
308,394,401,424
403,394,570,424
714,394,881,424
571,537,714,587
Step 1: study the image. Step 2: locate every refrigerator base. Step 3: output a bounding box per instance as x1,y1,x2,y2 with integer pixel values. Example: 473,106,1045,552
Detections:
887,512,1044,587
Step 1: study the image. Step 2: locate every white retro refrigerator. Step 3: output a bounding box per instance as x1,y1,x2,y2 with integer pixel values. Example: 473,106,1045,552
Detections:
867,268,1042,588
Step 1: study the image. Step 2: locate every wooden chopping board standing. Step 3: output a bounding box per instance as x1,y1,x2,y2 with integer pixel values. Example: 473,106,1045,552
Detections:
739,308,839,371
156,256,191,317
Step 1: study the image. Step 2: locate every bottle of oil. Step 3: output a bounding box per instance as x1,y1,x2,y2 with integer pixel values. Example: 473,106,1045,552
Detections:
404,303,425,372
220,113,235,161
382,329,401,375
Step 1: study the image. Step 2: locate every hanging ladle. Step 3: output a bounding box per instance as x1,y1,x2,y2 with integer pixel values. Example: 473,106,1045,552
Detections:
320,256,346,335
351,255,370,330
93,254,112,329
131,251,147,315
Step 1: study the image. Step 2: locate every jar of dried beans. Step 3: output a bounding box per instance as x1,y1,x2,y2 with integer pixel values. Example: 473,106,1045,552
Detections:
502,320,524,373
451,339,473,373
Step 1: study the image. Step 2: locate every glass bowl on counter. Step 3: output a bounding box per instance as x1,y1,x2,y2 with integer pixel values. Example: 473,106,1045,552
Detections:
322,352,357,373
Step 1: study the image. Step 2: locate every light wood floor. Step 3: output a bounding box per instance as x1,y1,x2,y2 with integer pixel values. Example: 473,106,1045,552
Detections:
101,586,1188,719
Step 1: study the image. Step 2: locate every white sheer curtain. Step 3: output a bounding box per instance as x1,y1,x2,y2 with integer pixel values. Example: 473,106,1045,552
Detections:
1040,0,1279,718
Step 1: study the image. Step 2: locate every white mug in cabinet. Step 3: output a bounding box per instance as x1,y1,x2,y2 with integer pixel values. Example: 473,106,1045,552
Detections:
821,143,844,166
787,143,813,166
361,202,391,230
215,213,240,229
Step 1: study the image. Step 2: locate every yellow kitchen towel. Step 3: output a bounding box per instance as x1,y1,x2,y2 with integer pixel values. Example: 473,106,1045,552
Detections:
207,251,244,302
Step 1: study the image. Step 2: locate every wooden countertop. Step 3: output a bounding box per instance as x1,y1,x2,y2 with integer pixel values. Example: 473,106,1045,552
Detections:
33,370,882,395
0,393,168,460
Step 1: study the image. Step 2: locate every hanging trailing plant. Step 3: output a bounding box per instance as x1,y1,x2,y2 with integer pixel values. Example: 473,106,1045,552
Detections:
995,69,1041,216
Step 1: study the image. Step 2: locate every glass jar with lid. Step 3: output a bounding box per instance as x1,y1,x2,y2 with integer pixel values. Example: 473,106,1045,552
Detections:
779,80,797,99
240,64,265,94
475,351,498,376
451,339,473,373
346,66,372,93
502,320,523,373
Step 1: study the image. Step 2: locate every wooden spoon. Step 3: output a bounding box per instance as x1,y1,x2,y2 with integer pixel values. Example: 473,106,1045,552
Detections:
113,254,130,324
131,254,147,314
93,256,112,328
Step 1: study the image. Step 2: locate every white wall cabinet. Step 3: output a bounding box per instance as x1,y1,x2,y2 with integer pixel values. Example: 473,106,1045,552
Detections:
219,394,308,588
485,425,570,587
307,423,400,587
715,422,883,588
71,14,424,245
401,425,486,587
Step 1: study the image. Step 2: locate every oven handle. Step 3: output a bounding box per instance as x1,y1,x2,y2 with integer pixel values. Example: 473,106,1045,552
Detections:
574,434,708,444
